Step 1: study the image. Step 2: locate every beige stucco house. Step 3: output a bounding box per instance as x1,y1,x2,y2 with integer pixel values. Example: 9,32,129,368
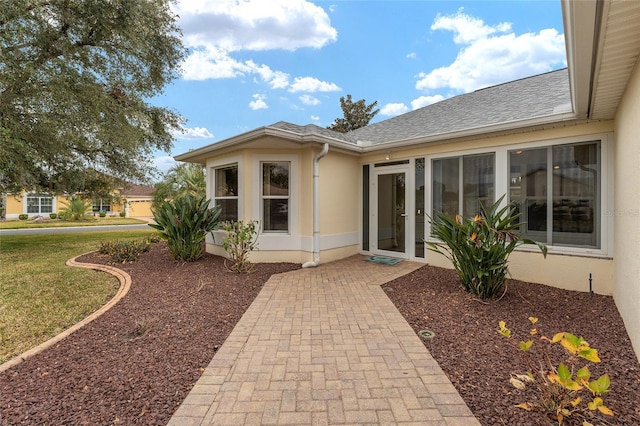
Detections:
176,0,640,359
2,183,154,219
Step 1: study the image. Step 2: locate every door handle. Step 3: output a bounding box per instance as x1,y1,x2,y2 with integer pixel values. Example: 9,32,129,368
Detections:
400,213,408,217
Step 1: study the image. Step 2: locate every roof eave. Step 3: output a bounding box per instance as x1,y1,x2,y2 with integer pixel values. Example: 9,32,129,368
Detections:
174,126,361,164
359,111,580,152
562,0,600,119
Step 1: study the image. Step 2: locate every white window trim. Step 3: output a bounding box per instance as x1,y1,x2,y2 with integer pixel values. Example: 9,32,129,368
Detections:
252,154,299,250
208,156,243,246
212,162,240,223
419,132,612,258
208,156,243,219
23,193,56,216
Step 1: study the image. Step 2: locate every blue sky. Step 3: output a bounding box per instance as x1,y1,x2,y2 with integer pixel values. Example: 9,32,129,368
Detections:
152,0,566,173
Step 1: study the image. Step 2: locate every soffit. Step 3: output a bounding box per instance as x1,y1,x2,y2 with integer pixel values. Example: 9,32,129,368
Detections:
590,0,640,119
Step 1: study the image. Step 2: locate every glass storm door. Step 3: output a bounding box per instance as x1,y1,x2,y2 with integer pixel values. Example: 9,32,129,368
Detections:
374,169,409,258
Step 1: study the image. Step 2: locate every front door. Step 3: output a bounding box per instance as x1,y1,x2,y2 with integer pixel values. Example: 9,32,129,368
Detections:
373,168,410,258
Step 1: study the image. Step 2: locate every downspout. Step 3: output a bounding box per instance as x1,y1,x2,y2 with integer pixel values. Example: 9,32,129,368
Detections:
302,142,329,268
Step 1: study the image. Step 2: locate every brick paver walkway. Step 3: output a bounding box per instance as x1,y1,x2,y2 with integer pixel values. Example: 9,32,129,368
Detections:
169,256,479,425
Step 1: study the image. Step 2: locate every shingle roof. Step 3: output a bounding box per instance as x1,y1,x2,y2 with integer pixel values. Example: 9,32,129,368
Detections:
176,69,573,162
268,121,354,143
345,68,571,145
122,183,154,197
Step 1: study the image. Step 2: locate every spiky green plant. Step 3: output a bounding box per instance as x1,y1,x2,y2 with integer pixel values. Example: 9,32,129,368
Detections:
149,194,220,262
426,195,547,299
58,196,91,221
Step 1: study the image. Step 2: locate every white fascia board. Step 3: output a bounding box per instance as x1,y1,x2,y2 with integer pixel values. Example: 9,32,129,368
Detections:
174,127,362,164
359,111,579,153
562,0,599,119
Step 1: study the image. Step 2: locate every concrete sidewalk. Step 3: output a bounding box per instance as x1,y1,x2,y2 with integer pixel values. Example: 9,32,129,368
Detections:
169,256,480,425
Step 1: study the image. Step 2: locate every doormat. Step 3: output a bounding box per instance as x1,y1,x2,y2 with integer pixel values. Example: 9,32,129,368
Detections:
364,256,403,265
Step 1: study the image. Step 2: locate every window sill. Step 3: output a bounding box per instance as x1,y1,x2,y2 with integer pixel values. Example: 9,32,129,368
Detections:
423,237,612,260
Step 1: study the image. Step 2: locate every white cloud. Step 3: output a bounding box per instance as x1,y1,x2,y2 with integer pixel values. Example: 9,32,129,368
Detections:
299,94,321,105
431,9,511,44
172,125,214,140
177,0,337,52
153,156,178,174
406,52,417,59
310,115,320,121
380,103,409,116
416,11,566,93
177,0,340,89
411,95,445,110
249,93,268,110
289,77,341,93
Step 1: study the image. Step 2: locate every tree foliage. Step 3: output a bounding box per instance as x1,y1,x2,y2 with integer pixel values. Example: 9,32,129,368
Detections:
0,0,185,195
152,163,206,209
327,94,379,133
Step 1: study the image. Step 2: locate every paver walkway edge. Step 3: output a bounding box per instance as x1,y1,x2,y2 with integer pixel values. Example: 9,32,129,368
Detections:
169,255,480,425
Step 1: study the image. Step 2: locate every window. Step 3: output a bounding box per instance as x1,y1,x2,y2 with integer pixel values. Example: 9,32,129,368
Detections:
415,158,425,258
262,162,289,232
432,153,495,217
214,164,238,222
92,199,111,212
26,195,53,214
509,141,600,248
362,165,370,251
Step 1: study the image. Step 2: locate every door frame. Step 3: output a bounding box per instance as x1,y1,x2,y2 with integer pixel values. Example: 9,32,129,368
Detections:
370,164,411,259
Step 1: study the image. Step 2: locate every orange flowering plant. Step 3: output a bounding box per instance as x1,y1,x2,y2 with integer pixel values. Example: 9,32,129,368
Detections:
426,195,547,298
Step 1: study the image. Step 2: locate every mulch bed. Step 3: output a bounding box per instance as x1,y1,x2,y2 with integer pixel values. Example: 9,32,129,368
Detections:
0,242,299,425
2,244,639,425
384,265,640,425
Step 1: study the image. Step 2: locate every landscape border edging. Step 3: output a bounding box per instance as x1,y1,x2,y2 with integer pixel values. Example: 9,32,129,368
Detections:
0,253,131,373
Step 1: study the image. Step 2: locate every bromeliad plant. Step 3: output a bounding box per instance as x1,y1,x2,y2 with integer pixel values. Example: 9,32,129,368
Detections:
426,195,547,299
498,318,613,425
149,194,220,262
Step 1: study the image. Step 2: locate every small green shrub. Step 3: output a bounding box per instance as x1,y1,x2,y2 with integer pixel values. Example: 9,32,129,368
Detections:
498,318,613,425
98,239,151,263
18,214,28,220
49,213,57,219
99,211,106,217
221,220,259,273
426,195,547,299
119,211,126,217
59,196,91,221
149,194,221,262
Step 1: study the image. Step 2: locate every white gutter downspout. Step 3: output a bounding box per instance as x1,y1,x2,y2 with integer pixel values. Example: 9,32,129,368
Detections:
302,142,329,268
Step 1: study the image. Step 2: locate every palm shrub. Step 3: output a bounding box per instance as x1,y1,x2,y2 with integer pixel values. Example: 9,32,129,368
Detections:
426,195,547,299
59,196,91,221
149,194,220,262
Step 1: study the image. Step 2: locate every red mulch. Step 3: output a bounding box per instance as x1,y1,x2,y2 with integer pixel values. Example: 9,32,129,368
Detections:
1,243,639,425
0,242,299,425
384,265,640,425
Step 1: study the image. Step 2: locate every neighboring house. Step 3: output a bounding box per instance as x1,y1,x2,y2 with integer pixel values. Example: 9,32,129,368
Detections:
3,183,154,219
176,0,640,358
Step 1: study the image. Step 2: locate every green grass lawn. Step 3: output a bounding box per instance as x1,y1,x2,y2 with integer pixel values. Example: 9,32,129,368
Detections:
0,216,147,229
0,230,154,364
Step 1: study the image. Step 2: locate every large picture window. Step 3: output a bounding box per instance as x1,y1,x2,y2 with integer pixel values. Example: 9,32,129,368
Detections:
262,162,289,232
432,153,495,217
26,195,53,214
92,199,111,213
214,164,238,222
509,141,600,248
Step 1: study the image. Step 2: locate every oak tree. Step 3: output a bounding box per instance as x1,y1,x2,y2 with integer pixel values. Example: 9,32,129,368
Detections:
0,0,185,194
